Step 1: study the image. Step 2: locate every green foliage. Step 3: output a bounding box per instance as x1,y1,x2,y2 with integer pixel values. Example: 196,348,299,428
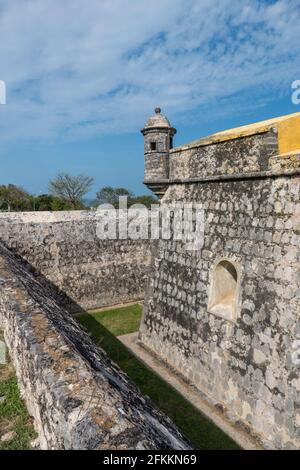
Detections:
77,305,240,450
0,376,37,450
0,185,84,212
95,186,158,208
0,185,32,212
95,186,133,207
0,334,37,450
33,194,75,211
130,194,159,208
0,181,157,212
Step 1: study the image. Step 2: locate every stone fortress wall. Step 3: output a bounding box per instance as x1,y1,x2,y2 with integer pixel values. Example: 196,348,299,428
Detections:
0,211,151,312
1,109,299,450
0,241,191,450
140,175,300,449
0,211,173,449
140,110,300,449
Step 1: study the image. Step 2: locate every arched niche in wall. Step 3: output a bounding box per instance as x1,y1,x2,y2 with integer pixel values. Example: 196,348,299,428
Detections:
207,259,240,322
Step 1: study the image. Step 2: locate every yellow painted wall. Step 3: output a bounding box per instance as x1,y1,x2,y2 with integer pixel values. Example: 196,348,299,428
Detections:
174,111,300,153
278,115,300,154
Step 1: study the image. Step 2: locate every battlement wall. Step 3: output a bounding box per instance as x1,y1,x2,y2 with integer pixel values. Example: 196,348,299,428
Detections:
169,130,278,181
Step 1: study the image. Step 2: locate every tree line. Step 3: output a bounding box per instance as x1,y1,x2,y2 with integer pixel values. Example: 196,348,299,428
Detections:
0,173,157,212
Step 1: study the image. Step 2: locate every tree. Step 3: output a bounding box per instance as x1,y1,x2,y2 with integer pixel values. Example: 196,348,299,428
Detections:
94,186,158,209
130,195,158,208
32,194,53,211
49,173,94,209
33,194,74,211
0,184,31,212
95,186,133,208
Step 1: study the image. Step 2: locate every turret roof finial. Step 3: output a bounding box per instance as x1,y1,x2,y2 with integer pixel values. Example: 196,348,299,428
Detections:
142,107,175,132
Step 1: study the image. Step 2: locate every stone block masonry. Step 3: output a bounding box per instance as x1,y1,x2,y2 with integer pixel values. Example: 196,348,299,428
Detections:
0,211,151,311
0,241,191,450
140,110,300,449
140,176,300,449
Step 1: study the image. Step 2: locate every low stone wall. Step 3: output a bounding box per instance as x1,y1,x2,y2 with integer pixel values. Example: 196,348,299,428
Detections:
0,242,191,450
0,211,151,311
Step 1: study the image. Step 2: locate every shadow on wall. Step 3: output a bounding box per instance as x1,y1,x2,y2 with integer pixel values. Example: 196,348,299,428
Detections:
0,239,86,315
0,239,192,450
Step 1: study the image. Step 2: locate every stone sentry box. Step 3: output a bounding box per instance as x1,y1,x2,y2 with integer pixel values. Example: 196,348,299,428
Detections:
141,107,177,198
140,110,300,449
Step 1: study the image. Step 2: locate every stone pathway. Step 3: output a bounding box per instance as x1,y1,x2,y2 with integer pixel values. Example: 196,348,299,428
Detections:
118,332,263,451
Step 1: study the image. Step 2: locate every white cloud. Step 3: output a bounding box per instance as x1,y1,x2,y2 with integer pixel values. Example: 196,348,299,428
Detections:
0,0,299,144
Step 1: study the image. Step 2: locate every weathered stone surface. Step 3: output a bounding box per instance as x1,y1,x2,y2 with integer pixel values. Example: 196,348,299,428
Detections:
0,211,151,311
0,242,191,450
142,107,176,198
140,110,300,449
169,130,277,181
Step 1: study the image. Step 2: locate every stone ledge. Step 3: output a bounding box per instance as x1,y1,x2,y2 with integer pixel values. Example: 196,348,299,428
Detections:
144,166,300,187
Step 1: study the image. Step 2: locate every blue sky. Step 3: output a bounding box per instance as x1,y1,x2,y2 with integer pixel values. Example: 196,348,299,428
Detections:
0,0,300,197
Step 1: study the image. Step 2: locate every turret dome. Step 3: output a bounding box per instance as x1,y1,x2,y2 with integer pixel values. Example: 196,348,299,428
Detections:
142,107,173,133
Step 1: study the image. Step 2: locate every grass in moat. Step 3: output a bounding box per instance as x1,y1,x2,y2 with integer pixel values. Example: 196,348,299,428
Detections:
0,332,37,450
85,303,143,336
76,304,240,450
